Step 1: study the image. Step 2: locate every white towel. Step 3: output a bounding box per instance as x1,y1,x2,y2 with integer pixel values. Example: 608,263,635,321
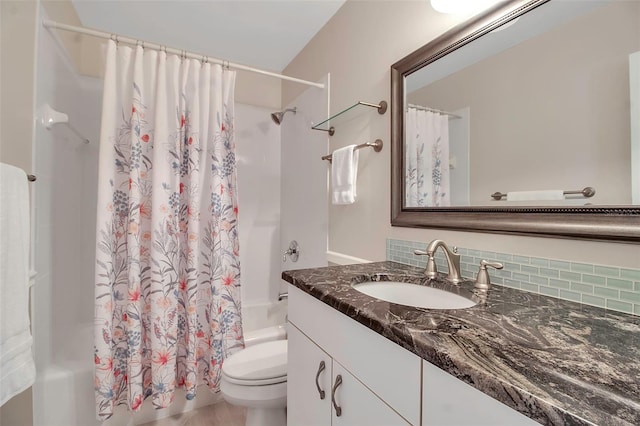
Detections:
331,145,359,205
506,190,564,201
0,163,35,407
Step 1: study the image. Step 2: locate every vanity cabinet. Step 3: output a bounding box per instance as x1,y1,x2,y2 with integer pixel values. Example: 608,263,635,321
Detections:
288,284,420,425
287,283,540,426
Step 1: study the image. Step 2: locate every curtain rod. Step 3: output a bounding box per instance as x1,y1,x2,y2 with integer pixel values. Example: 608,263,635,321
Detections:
42,20,325,89
407,103,462,119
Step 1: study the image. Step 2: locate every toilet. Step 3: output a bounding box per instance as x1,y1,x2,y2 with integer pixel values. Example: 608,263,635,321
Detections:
221,325,288,426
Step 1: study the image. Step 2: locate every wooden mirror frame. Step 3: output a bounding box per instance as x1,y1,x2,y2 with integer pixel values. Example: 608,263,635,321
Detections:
390,0,640,243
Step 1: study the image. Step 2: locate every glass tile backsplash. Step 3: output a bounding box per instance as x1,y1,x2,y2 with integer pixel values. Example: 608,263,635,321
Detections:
386,238,640,316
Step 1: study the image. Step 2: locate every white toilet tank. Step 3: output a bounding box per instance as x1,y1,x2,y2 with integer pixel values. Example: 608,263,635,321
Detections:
244,324,287,347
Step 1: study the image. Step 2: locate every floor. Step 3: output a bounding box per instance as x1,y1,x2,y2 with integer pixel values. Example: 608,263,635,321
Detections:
140,402,246,426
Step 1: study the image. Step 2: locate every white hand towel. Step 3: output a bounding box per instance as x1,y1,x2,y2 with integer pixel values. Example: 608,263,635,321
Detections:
506,190,564,201
331,145,359,205
0,163,35,407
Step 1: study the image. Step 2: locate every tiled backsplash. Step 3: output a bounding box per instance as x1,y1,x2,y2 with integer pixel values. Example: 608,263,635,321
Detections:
386,238,640,316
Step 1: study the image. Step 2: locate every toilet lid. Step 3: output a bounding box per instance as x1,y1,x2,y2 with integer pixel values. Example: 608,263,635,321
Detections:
222,340,287,383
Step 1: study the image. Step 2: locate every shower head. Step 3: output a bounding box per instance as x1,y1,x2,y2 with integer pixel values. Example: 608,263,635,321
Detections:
271,107,297,125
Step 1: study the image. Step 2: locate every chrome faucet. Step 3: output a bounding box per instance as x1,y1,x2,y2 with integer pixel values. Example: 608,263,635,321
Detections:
414,239,463,284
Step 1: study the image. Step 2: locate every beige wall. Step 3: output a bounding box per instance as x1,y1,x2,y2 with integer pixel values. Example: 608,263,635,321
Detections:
409,1,639,206
283,0,640,268
0,1,36,423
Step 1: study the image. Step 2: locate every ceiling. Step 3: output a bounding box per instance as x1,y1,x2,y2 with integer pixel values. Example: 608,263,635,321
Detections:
71,0,347,72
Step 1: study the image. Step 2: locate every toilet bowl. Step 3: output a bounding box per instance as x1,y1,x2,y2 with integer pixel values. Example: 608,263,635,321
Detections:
221,326,288,426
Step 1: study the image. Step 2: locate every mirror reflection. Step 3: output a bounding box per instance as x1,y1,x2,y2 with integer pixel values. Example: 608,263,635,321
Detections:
403,0,640,208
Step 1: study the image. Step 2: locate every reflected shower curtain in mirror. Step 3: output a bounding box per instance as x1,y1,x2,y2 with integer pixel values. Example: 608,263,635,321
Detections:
94,40,243,420
405,107,451,207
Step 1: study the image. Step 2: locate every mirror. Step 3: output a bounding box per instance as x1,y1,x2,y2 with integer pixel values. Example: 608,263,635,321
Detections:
391,0,640,242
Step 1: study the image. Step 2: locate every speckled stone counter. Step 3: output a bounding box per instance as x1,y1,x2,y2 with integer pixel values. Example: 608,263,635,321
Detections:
282,261,640,426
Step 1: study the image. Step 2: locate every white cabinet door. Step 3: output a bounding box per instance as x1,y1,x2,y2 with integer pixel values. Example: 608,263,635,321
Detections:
422,360,539,426
331,363,410,426
287,323,332,426
289,285,421,425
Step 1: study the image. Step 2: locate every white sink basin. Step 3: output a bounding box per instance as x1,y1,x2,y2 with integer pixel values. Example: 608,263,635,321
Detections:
352,281,476,310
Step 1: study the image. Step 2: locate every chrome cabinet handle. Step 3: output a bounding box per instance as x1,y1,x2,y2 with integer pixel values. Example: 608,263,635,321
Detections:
331,374,343,417
315,360,326,399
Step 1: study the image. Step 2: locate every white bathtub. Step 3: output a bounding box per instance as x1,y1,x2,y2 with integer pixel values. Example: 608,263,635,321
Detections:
32,324,222,426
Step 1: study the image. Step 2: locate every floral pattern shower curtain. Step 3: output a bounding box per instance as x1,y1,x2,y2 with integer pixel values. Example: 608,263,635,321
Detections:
405,107,451,207
94,40,243,420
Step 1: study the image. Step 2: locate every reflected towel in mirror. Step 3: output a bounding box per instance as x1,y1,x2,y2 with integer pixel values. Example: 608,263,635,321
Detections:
506,190,564,201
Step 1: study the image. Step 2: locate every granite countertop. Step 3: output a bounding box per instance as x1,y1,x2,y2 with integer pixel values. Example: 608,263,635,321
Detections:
282,261,640,426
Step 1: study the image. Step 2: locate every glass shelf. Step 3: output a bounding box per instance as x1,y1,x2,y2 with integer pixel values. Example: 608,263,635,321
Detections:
311,100,387,135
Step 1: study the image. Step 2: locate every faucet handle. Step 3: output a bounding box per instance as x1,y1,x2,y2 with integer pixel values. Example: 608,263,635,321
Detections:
481,260,503,269
283,240,300,262
414,249,437,278
474,260,504,291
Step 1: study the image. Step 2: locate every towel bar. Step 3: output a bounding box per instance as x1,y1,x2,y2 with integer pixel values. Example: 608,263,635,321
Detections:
491,187,595,200
322,139,383,162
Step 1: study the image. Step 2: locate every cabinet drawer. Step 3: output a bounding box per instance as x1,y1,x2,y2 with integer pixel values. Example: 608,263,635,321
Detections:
288,284,421,425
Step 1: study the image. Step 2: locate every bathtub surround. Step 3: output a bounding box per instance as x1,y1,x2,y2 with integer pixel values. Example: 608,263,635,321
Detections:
31,5,103,425
387,238,640,316
235,104,284,330
279,76,330,275
283,262,640,425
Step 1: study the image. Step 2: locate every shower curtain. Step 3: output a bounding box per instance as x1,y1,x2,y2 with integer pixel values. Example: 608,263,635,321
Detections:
405,107,451,207
94,40,243,420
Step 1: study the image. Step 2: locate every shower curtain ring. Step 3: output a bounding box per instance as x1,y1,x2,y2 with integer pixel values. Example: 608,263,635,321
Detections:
110,34,118,44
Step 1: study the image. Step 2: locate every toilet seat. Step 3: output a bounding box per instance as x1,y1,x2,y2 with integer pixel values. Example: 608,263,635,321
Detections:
222,340,287,386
